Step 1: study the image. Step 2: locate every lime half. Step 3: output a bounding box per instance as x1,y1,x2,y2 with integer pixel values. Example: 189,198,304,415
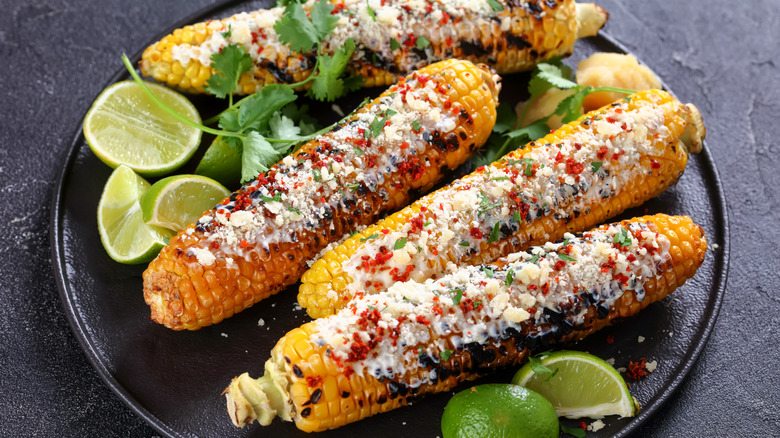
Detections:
512,351,639,419
441,384,559,438
140,174,230,231
195,135,242,189
84,80,202,177
97,165,173,264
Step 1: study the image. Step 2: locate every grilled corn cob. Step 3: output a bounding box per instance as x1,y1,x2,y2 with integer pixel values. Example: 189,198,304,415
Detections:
140,0,608,94
227,214,707,432
142,59,500,330
299,89,706,318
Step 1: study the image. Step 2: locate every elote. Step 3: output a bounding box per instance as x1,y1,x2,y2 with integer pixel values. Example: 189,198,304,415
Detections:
140,0,608,94
227,214,707,432
143,59,500,330
299,89,706,318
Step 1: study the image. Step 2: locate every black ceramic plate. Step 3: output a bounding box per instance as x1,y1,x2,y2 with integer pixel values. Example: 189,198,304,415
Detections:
51,1,729,436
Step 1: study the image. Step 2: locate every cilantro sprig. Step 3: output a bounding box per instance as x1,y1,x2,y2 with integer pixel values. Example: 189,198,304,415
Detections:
474,59,636,168
121,0,369,186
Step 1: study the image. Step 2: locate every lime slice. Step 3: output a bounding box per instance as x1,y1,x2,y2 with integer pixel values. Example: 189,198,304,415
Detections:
140,174,230,231
84,80,202,177
441,384,558,438
512,351,639,419
97,165,174,264
195,135,242,189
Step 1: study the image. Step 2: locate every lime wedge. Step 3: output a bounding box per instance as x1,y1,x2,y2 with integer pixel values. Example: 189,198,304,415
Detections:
140,174,230,231
512,351,639,419
195,135,242,189
441,384,558,438
97,165,174,264
84,80,202,177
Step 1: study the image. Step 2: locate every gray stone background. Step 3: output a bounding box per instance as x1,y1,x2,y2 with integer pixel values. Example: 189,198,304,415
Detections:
1,0,778,436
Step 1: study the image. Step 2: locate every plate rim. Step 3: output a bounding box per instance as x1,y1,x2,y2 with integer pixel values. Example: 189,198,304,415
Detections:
49,4,730,437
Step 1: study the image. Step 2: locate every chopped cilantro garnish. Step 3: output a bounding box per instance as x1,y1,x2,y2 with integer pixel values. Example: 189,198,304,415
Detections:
528,355,554,377
259,192,283,203
487,222,500,243
360,233,379,242
451,289,464,305
528,254,541,264
591,161,603,173
440,349,453,361
505,268,514,286
353,147,365,156
390,38,400,50
394,237,408,250
221,24,232,38
613,227,632,247
287,206,301,214
521,157,534,176
411,120,422,132
492,176,510,181
366,0,376,21
512,211,522,223
312,167,322,182
459,241,470,247
478,191,502,214
559,253,577,262
482,266,494,278
487,0,504,12
368,109,397,138
416,35,430,49
424,220,432,226
347,182,361,191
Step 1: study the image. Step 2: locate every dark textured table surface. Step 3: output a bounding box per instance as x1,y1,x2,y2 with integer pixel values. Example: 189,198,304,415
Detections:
1,0,778,436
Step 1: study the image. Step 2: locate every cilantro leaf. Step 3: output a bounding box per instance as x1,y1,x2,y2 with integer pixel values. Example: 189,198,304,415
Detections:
555,87,590,124
310,0,339,40
309,38,358,101
560,424,586,438
390,38,400,50
275,1,319,52
505,119,549,141
504,268,514,286
440,349,453,361
416,35,430,49
493,103,516,134
269,112,302,140
366,0,376,21
482,266,494,278
591,161,603,173
394,237,408,250
452,289,464,305
241,131,281,183
529,63,578,98
238,84,297,131
205,44,253,99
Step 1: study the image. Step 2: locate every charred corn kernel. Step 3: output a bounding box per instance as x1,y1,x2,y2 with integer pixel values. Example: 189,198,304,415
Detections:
140,0,607,95
299,89,706,318
227,214,707,432
142,60,500,331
